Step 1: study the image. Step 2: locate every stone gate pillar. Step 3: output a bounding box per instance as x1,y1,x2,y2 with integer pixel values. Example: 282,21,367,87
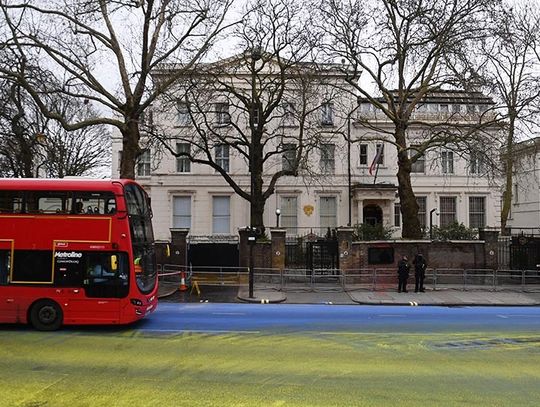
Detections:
337,227,355,271
169,228,189,267
270,228,286,271
479,229,499,270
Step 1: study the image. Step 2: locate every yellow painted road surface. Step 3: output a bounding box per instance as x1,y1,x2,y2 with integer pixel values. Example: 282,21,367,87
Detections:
1,328,540,406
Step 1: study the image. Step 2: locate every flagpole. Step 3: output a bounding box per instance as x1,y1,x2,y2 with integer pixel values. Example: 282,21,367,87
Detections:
373,161,380,184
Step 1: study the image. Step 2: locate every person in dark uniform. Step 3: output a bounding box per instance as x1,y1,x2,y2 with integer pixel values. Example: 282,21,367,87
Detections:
413,253,427,293
397,255,410,293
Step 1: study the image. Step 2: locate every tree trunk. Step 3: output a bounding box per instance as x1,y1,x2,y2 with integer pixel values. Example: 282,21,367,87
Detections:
395,125,422,239
250,139,266,233
119,119,140,180
500,115,516,236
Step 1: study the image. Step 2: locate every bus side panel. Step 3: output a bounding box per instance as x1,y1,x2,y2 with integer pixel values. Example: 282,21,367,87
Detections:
0,286,19,323
0,216,113,248
64,296,121,325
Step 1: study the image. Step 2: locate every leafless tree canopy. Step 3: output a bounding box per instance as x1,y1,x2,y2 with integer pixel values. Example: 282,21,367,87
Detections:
318,0,503,238
0,79,110,177
150,0,347,230
477,1,540,232
0,0,234,178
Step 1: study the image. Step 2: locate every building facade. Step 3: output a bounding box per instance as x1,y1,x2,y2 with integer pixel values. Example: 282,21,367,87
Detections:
111,59,502,241
506,136,540,231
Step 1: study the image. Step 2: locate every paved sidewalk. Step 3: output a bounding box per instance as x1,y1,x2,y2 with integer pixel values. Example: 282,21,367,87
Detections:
160,282,540,306
237,286,540,306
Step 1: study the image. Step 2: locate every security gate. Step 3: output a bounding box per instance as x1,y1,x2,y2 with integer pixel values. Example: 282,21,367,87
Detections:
510,235,540,270
285,230,339,272
187,236,239,271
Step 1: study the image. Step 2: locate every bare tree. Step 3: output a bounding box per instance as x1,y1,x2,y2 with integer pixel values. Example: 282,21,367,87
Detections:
479,1,540,233
151,0,348,231
0,80,46,177
41,101,111,178
0,80,111,178
0,0,234,179
319,0,500,238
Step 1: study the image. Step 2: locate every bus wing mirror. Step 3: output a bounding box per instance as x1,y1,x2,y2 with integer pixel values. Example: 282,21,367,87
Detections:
110,255,118,271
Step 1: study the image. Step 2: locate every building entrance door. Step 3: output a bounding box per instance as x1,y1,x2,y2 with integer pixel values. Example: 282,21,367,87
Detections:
363,204,383,225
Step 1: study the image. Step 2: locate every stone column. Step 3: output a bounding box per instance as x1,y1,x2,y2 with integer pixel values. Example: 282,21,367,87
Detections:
270,228,286,272
337,227,355,271
357,200,364,225
169,228,189,267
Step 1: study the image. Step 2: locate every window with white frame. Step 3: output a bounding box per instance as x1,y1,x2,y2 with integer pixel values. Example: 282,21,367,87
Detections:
439,196,457,226
320,196,337,230
176,143,190,173
215,144,230,172
417,196,427,229
118,151,123,175
321,102,334,126
410,146,425,173
173,196,191,228
320,143,335,174
469,196,485,229
136,149,151,177
280,196,298,231
441,150,454,174
177,102,190,126
359,102,371,113
394,203,401,227
282,102,296,126
451,104,461,114
212,196,230,234
215,103,230,125
359,144,368,165
282,143,296,172
469,151,484,175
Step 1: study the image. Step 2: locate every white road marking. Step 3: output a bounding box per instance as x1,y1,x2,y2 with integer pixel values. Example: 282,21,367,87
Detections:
212,312,247,316
140,328,261,334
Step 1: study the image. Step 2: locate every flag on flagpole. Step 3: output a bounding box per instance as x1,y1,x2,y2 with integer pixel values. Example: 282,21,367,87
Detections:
369,145,383,176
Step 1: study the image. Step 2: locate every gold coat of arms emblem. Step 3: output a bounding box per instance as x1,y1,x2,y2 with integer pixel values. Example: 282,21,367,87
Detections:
303,204,314,216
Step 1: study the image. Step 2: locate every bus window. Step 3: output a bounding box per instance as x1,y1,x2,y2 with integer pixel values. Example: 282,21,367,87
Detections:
73,192,116,215
83,252,128,298
0,191,24,213
12,250,53,283
124,184,151,217
26,191,71,214
0,250,10,285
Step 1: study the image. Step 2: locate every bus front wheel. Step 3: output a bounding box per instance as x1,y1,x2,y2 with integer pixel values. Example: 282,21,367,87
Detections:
30,300,63,331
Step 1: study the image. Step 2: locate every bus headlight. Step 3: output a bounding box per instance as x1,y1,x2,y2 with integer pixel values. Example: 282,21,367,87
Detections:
130,298,143,306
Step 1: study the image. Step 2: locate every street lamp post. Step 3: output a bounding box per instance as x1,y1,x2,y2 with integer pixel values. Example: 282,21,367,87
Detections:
347,114,352,226
429,208,439,240
275,208,281,228
247,48,262,299
247,228,257,298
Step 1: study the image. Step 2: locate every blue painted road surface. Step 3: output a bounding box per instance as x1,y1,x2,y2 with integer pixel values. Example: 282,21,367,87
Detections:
138,303,540,334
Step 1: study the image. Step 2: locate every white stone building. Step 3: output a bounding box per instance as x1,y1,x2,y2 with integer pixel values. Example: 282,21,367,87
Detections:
506,136,540,230
111,58,502,241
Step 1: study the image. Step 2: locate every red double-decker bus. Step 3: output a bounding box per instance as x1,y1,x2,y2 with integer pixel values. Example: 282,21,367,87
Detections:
0,178,158,330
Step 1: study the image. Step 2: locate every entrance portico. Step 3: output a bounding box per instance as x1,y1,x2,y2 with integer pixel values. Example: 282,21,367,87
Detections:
352,183,398,226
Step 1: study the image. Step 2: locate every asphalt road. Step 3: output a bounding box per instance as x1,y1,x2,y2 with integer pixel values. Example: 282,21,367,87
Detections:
137,303,540,334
